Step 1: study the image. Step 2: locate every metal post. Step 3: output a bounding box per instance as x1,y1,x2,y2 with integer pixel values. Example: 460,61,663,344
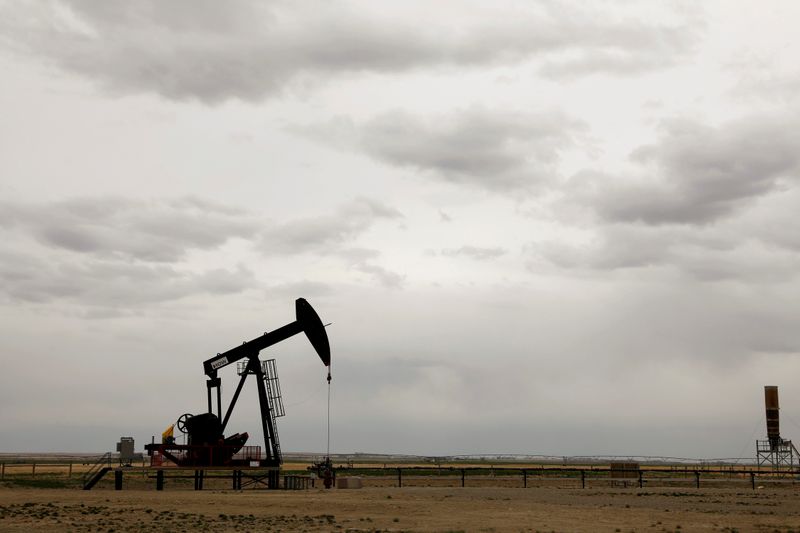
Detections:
638,471,643,489
523,469,527,488
156,470,164,491
32,463,36,477
1,463,4,480
68,463,73,478
751,472,756,490
581,470,585,489
114,470,123,490
695,471,700,488
397,468,402,488
461,469,465,487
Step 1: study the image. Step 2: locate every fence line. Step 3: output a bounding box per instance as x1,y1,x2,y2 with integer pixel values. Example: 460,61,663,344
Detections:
2,461,799,491
0,457,149,479
335,466,800,490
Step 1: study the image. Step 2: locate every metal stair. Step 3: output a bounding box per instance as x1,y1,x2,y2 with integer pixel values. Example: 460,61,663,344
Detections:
82,452,112,490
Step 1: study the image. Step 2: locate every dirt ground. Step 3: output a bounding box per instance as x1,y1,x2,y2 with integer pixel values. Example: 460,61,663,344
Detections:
2,484,800,532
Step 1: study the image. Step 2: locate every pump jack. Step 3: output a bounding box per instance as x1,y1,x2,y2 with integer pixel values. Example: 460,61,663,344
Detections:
145,298,330,480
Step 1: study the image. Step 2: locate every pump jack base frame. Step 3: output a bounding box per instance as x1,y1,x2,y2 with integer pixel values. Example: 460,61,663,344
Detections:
145,443,271,469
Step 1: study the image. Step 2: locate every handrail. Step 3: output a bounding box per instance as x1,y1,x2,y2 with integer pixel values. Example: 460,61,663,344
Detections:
81,452,112,487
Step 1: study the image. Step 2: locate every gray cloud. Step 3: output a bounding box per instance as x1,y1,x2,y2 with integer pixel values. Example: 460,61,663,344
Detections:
0,195,261,311
0,1,699,103
537,114,800,283
0,196,257,262
302,108,584,193
532,225,683,271
259,199,405,288
351,262,405,289
575,115,800,225
441,245,507,261
0,250,255,309
259,197,401,255
531,223,800,284
335,248,405,289
744,188,800,253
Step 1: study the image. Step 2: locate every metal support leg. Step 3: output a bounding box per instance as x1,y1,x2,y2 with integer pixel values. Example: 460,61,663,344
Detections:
114,470,123,490
156,470,164,491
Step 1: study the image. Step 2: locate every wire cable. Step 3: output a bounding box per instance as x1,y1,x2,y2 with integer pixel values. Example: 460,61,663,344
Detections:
326,365,332,459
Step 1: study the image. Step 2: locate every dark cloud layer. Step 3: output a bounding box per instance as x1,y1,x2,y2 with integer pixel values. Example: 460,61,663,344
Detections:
301,108,584,193
576,115,800,225
259,197,401,254
259,198,405,288
532,212,800,283
0,195,406,308
0,196,256,262
0,1,699,103
0,250,255,308
362,109,582,192
523,112,800,283
0,196,262,310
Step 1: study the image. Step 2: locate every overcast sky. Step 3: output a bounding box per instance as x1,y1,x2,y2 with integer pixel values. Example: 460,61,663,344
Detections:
2,1,800,460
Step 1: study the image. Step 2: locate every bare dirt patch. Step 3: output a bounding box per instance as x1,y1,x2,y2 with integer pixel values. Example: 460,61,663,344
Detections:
2,485,800,532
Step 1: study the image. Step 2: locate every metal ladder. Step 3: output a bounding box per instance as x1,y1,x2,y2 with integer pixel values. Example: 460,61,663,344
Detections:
262,359,284,461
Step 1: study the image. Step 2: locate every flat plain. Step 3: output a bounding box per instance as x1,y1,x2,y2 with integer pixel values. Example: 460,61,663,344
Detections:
3,484,800,532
